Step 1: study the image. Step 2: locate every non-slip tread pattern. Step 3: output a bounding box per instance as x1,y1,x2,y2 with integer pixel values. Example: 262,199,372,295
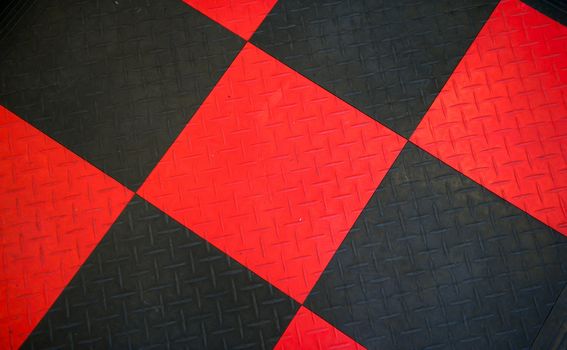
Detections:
252,0,499,137
0,0,244,190
1,0,566,349
305,144,567,350
22,196,300,350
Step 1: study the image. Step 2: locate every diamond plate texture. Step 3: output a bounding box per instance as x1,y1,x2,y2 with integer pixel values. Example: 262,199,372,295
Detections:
138,43,406,303
411,0,567,235
2,0,567,348
22,196,300,350
251,0,499,137
305,143,567,350
0,0,244,190
275,306,365,350
0,106,133,349
182,0,277,40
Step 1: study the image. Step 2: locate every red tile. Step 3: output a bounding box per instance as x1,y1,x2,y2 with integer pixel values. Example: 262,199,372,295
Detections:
182,0,277,40
411,0,567,235
0,106,133,349
138,43,405,302
275,306,365,350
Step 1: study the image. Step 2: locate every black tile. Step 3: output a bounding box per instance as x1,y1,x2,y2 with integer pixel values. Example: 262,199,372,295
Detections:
0,0,36,44
22,196,299,350
251,0,498,138
0,0,244,190
305,143,567,350
521,0,567,26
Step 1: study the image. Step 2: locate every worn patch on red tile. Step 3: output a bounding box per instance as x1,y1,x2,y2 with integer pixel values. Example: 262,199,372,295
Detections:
0,106,133,349
138,43,405,302
275,306,365,350
182,0,277,40
411,0,567,234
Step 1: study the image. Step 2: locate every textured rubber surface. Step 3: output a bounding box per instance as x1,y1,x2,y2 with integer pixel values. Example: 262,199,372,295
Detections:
139,42,405,303
1,0,567,348
0,0,36,44
22,196,300,350
305,143,567,350
275,306,364,350
0,0,244,190
0,106,133,349
412,0,567,236
182,0,277,40
251,0,499,137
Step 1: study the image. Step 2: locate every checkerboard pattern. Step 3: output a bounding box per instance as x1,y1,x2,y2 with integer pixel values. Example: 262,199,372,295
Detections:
1,0,567,349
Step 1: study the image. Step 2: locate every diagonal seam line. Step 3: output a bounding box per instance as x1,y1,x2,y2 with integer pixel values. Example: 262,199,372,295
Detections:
403,0,565,237
245,42,408,141
134,40,247,196
522,0,567,14
530,281,567,348
137,195,304,326
0,103,135,192
1,106,135,349
409,139,565,236
248,0,502,143
135,41,408,304
182,0,278,41
274,305,367,349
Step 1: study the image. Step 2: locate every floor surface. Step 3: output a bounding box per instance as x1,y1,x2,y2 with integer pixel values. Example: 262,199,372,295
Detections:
1,0,567,349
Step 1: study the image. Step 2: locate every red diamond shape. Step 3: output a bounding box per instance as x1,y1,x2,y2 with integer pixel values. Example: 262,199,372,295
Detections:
182,0,277,40
275,306,365,350
411,0,567,235
139,43,405,302
0,106,133,349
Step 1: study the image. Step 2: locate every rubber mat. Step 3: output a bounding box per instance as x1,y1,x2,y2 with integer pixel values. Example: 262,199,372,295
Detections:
1,0,567,349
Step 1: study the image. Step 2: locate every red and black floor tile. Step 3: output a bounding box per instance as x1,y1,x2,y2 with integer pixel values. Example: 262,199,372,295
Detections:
305,143,567,349
0,0,244,190
138,42,406,303
250,0,500,138
22,196,299,349
1,0,567,349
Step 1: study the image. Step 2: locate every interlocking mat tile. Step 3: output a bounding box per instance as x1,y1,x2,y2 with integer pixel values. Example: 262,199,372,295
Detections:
139,43,406,303
182,0,277,40
275,306,364,350
411,0,567,235
251,0,499,137
305,144,567,350
0,0,244,190
2,0,567,348
21,196,299,350
0,106,133,349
